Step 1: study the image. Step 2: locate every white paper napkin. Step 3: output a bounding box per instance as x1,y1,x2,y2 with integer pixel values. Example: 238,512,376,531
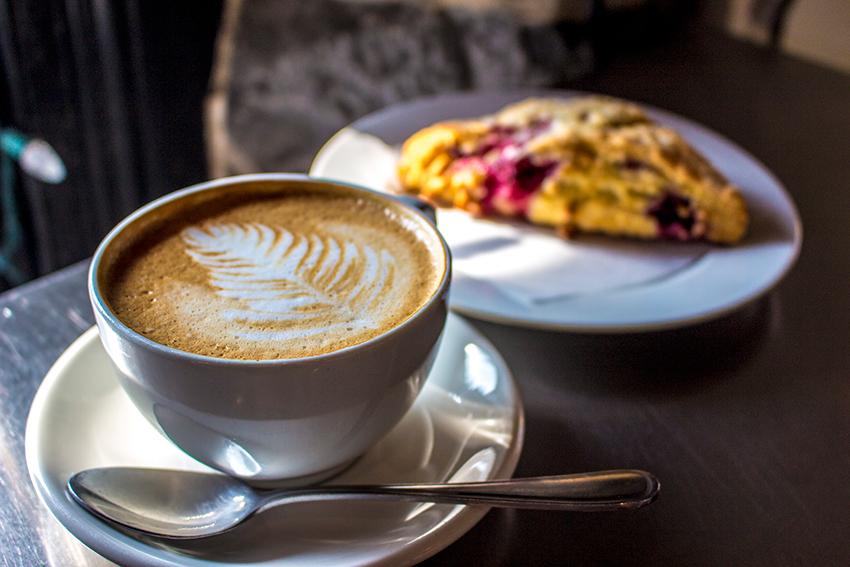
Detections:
437,210,708,305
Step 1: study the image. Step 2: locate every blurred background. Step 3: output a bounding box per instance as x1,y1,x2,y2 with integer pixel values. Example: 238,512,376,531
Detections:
0,0,847,291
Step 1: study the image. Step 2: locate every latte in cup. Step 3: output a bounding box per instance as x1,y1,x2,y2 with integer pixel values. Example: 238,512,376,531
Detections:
99,182,444,360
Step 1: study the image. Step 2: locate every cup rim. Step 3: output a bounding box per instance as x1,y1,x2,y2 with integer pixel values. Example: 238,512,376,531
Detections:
88,173,451,367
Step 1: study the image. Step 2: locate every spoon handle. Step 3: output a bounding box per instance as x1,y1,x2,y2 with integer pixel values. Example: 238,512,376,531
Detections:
263,470,659,512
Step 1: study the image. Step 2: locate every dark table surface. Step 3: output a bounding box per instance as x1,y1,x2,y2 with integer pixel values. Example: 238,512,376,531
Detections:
2,29,850,566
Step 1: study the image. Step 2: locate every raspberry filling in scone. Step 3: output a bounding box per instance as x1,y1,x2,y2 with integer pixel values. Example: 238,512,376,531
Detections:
449,122,559,217
646,192,705,241
397,97,748,244
453,154,559,217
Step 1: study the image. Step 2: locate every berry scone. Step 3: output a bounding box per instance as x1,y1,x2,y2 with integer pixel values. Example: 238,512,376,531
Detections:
397,97,749,244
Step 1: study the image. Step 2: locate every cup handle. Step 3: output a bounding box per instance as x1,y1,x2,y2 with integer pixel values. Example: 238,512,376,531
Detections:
394,195,437,225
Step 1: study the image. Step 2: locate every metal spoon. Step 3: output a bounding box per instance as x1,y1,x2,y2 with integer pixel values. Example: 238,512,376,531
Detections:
68,467,660,539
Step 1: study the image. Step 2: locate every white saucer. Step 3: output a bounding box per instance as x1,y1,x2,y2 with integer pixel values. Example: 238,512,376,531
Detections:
311,90,802,332
26,314,523,567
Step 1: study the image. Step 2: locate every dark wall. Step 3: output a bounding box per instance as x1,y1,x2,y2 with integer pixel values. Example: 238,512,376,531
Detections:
0,0,222,287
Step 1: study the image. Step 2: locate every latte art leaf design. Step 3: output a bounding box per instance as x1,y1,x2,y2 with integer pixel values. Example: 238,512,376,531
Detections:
181,222,396,340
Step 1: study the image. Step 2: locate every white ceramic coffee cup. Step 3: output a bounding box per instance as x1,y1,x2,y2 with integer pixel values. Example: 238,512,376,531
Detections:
88,174,450,485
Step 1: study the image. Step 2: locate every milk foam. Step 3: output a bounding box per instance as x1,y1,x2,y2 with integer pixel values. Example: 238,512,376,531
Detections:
179,221,405,346
101,186,442,360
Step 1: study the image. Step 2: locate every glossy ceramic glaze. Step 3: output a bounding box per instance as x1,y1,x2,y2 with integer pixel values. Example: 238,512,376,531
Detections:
88,174,451,484
26,315,523,566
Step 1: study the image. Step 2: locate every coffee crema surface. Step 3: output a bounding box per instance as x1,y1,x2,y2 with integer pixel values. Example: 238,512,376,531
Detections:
100,184,444,360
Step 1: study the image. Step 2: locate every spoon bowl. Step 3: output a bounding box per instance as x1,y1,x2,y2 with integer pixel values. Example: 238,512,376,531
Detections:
69,467,660,539
69,468,263,539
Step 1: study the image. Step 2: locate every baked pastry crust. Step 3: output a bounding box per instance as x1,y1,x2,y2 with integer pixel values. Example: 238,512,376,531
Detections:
397,97,748,244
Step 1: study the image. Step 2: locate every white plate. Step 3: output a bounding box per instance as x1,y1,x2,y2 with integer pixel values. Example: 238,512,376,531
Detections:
311,90,802,332
26,315,523,567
